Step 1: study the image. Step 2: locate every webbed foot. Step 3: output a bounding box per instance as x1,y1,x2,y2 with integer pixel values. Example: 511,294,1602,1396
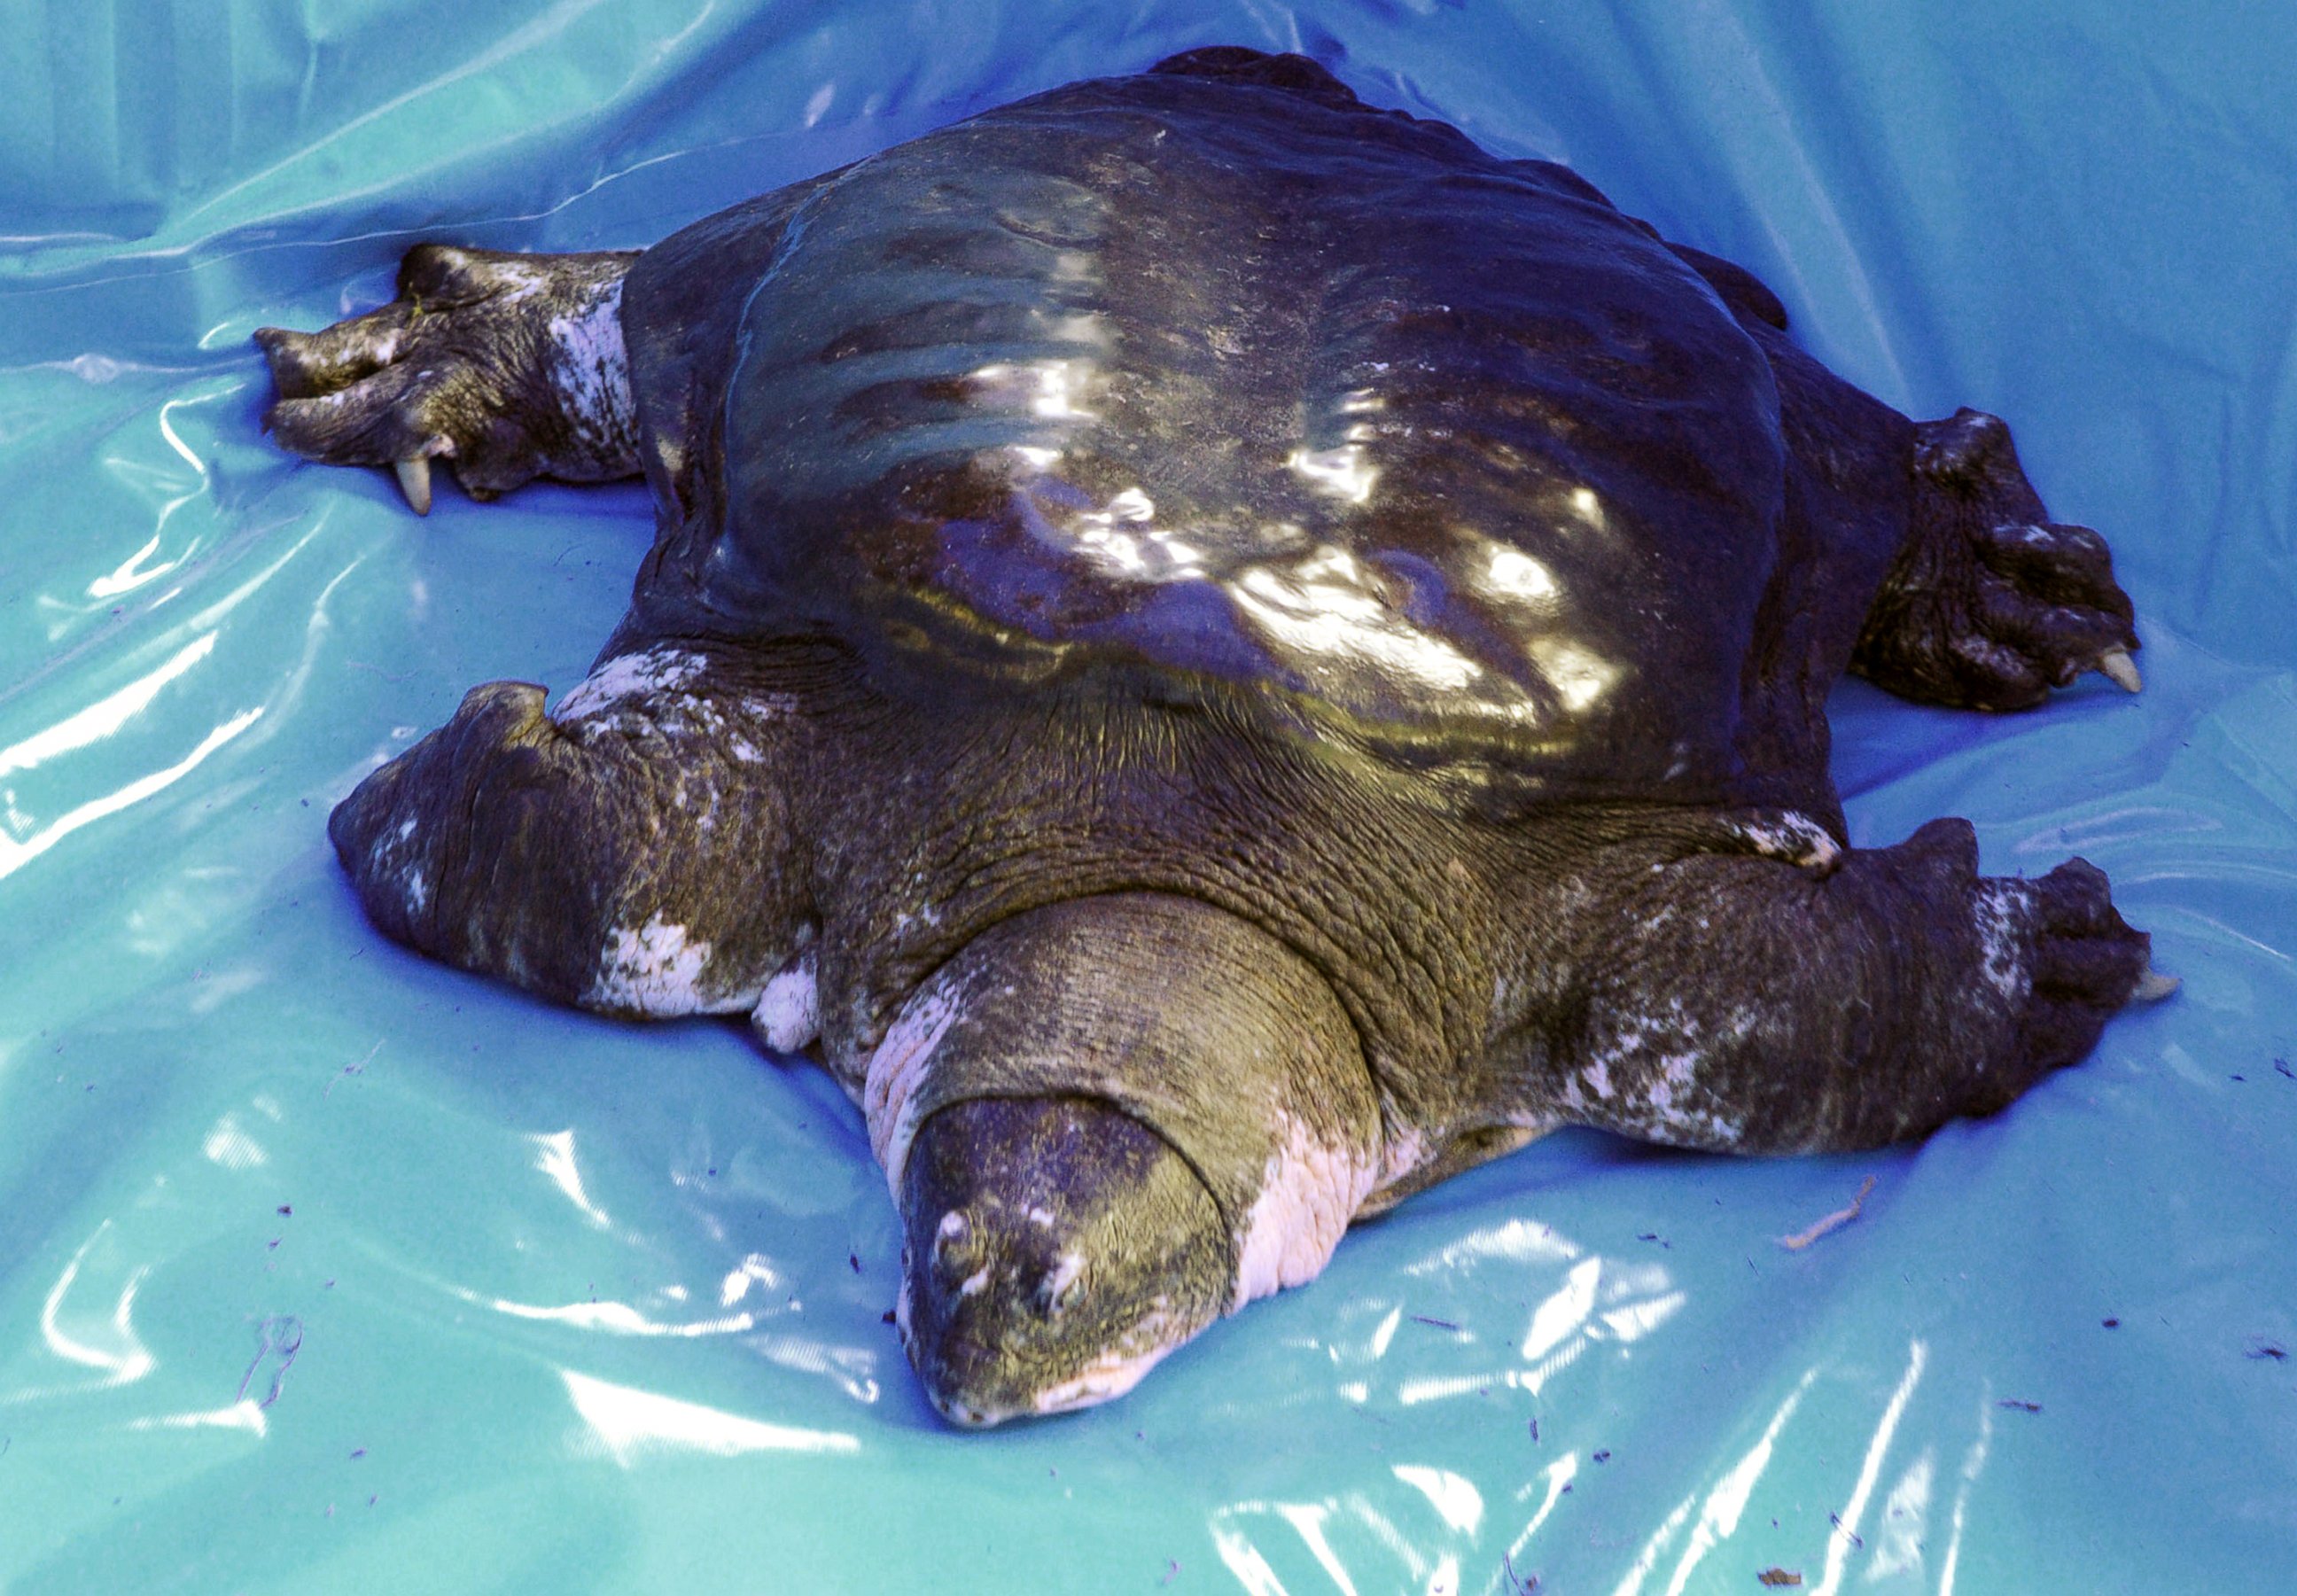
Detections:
1971,845,2159,1105
1556,815,2159,1153
256,245,641,511
1855,409,2141,709
328,646,810,1014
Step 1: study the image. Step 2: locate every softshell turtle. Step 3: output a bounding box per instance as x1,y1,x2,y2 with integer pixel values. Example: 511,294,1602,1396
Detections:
260,48,2168,1425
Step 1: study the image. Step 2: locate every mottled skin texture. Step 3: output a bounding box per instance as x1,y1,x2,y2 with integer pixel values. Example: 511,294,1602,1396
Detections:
259,245,641,505
263,49,2159,1426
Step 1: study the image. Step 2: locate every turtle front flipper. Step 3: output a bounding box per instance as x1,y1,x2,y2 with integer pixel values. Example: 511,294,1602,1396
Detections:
327,643,811,1016
1532,814,2165,1154
865,894,1381,1426
1852,409,2142,709
257,245,642,513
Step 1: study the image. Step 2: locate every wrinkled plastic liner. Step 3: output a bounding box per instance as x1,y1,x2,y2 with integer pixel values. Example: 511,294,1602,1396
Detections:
2,4,2292,1590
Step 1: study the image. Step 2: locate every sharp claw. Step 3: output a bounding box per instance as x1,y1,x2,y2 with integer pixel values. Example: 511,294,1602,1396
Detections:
2131,967,2180,1003
394,456,432,516
2098,649,2142,695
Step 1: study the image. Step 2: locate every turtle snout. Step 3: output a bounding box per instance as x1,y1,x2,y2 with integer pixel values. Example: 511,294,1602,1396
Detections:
896,1096,1231,1426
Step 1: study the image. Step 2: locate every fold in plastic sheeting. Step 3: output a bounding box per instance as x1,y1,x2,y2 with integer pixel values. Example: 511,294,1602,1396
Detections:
3,4,2293,1591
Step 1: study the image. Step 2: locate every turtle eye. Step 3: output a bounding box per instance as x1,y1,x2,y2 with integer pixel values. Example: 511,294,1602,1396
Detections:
931,1209,985,1280
1032,1252,1087,1317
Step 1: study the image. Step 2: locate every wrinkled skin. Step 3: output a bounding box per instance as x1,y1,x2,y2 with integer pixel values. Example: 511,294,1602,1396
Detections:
262,48,2165,1425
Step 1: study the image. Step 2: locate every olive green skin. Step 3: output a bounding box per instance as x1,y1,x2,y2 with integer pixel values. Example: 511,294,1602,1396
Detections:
269,49,2154,1425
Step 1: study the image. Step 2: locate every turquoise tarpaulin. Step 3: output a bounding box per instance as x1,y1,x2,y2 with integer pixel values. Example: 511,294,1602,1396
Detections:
3,4,2293,1590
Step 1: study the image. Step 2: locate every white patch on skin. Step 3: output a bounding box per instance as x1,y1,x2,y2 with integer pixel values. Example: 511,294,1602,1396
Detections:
1025,1206,1055,1228
1971,883,2035,1002
1026,1322,1184,1414
957,1266,991,1298
362,810,431,921
553,647,709,720
1568,1001,1756,1148
555,664,794,779
1378,1123,1429,1187
1732,811,1841,872
1040,1250,1085,1309
1952,634,2030,679
865,973,965,1189
545,277,637,466
590,914,717,1016
356,327,406,368
1230,1115,1379,1310
750,949,820,1052
937,1211,969,1242
479,258,556,305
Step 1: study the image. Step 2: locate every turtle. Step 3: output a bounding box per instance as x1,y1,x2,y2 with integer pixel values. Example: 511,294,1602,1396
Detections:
258,46,2171,1427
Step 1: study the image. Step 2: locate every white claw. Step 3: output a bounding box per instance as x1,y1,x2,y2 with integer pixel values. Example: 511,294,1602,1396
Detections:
394,456,432,517
2098,648,2142,695
2131,967,2180,1003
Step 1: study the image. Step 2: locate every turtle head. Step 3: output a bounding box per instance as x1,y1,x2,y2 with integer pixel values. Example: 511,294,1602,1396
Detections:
895,1095,1230,1427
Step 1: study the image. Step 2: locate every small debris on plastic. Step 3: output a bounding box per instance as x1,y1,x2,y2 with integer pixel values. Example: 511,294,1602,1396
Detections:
2246,1339,2288,1361
1778,1176,1877,1250
1756,1569,1803,1587
326,1041,383,1098
237,1316,305,1409
1997,1398,2043,1413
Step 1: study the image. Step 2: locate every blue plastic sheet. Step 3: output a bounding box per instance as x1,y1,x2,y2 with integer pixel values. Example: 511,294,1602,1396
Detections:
3,4,2293,1590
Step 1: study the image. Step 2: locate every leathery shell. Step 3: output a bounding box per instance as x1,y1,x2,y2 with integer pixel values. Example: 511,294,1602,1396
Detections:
617,51,1786,806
